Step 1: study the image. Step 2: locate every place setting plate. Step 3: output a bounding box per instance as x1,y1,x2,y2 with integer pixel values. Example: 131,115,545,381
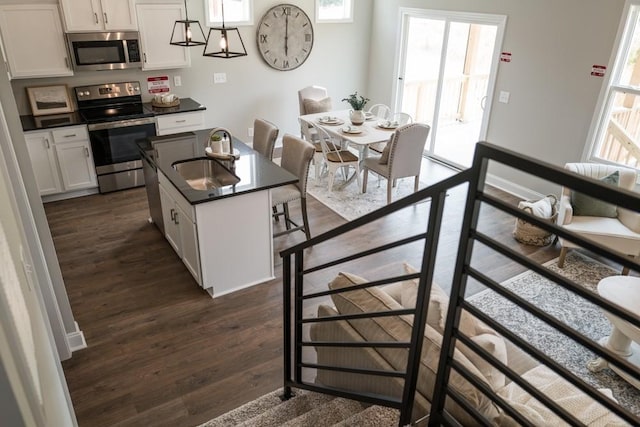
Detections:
341,125,363,135
377,120,400,130
318,116,344,125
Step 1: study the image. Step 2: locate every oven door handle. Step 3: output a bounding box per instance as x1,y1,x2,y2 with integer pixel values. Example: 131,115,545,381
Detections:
87,117,156,131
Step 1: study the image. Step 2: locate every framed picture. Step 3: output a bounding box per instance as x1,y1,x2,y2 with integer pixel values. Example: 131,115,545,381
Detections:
26,85,73,116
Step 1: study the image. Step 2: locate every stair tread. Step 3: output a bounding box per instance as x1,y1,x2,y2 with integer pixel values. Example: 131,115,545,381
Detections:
334,404,400,427
280,396,366,427
237,390,335,427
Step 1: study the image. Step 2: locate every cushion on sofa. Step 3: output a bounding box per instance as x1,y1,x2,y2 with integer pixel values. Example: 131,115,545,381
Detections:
329,272,501,426
400,263,508,390
496,364,627,426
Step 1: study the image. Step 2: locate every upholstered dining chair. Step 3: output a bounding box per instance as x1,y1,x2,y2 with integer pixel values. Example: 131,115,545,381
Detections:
299,117,326,183
312,123,361,192
298,85,331,141
362,122,430,204
370,111,414,155
271,134,315,240
252,118,278,160
557,162,640,274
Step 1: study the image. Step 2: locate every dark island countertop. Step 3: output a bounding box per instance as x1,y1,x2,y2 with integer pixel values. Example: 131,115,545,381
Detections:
21,98,206,132
138,129,297,205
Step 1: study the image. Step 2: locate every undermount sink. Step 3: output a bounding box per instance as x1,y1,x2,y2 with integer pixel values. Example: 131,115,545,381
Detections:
173,158,240,190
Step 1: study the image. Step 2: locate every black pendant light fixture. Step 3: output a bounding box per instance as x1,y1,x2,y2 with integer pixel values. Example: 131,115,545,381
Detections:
170,0,207,47
203,0,247,58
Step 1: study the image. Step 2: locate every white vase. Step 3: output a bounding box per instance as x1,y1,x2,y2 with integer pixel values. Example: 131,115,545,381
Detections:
349,109,365,126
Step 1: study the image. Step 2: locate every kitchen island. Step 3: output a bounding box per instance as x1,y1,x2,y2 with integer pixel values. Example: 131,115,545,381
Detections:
138,130,297,298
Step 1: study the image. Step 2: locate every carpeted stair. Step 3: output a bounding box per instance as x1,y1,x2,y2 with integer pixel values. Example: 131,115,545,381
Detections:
199,388,399,427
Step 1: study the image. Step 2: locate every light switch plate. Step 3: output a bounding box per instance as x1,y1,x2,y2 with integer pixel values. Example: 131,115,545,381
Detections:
214,73,227,84
174,75,182,86
499,91,510,103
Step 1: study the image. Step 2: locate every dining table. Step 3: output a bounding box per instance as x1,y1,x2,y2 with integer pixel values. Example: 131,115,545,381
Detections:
298,109,399,160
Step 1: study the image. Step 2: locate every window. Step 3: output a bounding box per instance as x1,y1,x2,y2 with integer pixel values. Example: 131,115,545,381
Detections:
205,0,252,26
316,0,353,23
589,4,640,170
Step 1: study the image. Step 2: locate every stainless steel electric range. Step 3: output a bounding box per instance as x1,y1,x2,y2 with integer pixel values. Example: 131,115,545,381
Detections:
74,81,156,193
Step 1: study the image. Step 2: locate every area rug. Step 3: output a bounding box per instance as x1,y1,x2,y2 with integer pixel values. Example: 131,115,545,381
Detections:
468,250,639,415
306,163,430,221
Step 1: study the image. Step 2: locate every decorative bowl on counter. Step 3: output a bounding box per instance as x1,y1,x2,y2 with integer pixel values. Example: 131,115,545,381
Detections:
151,93,180,108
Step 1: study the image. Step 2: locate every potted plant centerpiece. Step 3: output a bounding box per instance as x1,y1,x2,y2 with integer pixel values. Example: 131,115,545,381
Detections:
342,92,370,125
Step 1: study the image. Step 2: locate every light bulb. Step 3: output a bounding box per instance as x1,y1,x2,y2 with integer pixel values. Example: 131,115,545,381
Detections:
186,25,192,42
219,35,227,50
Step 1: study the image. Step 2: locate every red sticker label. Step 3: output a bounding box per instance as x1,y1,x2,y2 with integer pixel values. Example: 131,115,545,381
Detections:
591,65,606,77
500,52,512,62
147,76,170,93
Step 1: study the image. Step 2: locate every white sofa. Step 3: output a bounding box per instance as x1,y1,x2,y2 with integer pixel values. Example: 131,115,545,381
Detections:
310,265,628,426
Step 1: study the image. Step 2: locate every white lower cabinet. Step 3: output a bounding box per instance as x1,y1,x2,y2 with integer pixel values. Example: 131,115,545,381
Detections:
24,126,97,197
159,172,201,285
24,132,64,196
158,170,274,297
156,111,205,136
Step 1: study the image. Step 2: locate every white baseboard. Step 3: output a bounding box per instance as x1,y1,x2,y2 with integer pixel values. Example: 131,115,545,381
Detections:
66,321,87,352
486,173,545,201
42,187,99,203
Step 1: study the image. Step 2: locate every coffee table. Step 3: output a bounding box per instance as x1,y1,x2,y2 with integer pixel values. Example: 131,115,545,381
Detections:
587,276,640,390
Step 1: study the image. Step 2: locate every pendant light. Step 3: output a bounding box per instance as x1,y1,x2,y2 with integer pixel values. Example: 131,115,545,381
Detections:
170,0,207,47
203,0,247,58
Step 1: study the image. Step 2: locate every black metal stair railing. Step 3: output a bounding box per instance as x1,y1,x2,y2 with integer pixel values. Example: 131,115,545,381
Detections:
280,141,640,426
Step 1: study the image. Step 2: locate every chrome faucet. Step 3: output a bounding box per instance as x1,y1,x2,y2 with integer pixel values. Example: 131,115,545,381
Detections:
207,127,234,156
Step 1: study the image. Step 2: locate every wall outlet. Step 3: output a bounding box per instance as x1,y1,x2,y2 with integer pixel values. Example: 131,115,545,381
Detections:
174,75,182,87
214,73,227,84
498,90,510,104
248,127,254,137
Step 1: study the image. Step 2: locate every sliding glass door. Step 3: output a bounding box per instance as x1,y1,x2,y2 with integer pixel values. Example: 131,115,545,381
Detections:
394,10,506,168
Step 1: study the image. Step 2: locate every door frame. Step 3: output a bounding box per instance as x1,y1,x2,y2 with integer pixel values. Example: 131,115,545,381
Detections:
391,8,507,168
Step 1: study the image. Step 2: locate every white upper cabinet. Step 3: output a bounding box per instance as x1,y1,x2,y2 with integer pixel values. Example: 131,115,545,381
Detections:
136,3,189,70
60,0,137,32
0,4,73,79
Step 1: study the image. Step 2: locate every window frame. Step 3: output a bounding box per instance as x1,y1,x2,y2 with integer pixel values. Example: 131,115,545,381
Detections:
205,0,253,27
586,1,640,172
315,0,354,24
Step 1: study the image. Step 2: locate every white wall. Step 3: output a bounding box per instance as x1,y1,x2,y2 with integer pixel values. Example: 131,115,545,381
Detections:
368,0,626,196
10,0,373,143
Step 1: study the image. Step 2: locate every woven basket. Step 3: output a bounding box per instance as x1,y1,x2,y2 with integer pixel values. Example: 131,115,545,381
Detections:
513,194,558,246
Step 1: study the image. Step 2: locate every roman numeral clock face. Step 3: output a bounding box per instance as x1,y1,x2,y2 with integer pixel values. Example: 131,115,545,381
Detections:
257,4,314,71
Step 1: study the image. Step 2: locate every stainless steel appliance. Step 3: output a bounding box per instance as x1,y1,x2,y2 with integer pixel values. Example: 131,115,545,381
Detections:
67,32,142,71
75,81,156,193
141,148,163,234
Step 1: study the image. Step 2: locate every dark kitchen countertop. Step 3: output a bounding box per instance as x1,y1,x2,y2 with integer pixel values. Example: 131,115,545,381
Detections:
21,97,206,132
142,97,206,115
20,112,85,132
138,129,297,205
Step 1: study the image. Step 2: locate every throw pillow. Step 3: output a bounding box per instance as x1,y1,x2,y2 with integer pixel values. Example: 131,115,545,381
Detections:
303,97,332,114
328,272,501,426
400,262,508,390
571,171,619,217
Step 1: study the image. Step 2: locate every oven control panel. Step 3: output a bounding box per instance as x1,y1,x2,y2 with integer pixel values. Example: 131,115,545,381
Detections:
75,81,141,101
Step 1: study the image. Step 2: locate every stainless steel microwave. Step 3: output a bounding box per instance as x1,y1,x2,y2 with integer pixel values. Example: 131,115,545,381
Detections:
66,31,142,71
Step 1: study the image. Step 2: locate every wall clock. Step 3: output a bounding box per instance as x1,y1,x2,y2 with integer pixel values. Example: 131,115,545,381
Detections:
256,4,314,71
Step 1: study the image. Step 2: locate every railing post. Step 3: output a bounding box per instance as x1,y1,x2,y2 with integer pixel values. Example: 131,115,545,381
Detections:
282,253,293,400
294,250,304,384
429,153,489,426
399,190,448,426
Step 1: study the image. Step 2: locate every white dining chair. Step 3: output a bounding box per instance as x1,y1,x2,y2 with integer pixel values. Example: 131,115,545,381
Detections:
298,85,331,141
391,112,413,125
313,123,361,192
368,104,392,120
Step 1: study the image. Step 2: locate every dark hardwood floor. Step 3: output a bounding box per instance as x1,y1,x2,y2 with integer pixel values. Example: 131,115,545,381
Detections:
47,162,559,427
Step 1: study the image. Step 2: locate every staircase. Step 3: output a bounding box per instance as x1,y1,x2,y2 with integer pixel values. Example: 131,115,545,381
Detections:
199,388,399,427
